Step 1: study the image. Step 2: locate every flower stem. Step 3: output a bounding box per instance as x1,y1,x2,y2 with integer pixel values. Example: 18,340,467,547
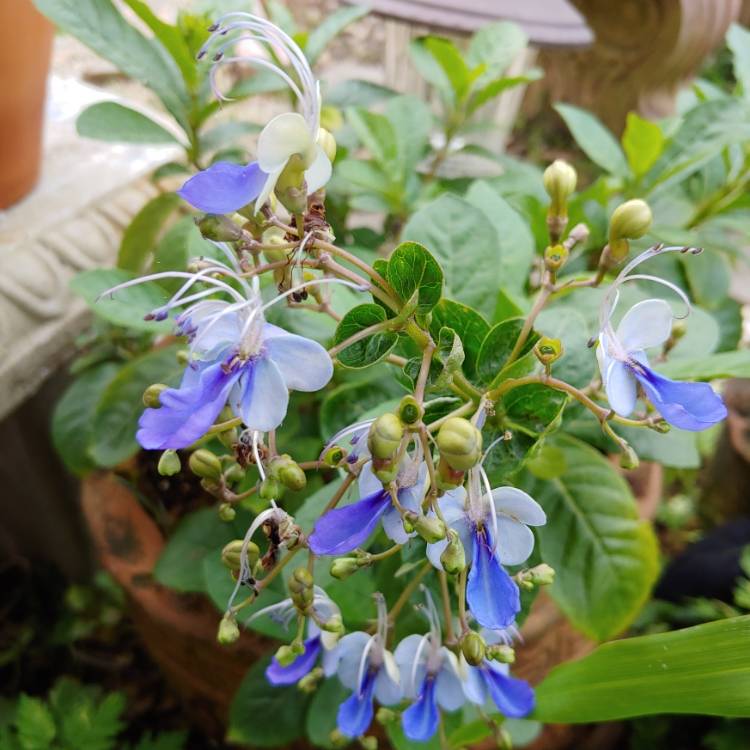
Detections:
387,561,432,625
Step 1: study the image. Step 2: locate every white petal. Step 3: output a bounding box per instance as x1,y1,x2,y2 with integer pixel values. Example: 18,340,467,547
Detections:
257,112,314,172
616,299,673,352
305,144,332,193
374,651,402,705
461,662,487,705
234,356,289,431
254,167,282,212
605,359,637,416
495,517,535,566
491,487,546,526
382,506,411,544
358,460,383,499
394,634,424,696
596,333,610,381
425,514,473,571
322,644,342,677
436,652,466,711
336,632,371,690
263,323,333,392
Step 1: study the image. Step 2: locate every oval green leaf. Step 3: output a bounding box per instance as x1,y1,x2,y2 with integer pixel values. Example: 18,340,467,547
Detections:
333,303,397,368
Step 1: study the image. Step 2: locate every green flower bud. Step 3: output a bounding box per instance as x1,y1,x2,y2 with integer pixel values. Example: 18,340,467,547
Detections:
298,666,324,692
317,127,337,162
217,614,240,645
609,199,652,242
224,462,245,484
406,512,446,543
329,730,348,748
274,643,297,667
543,243,569,272
376,707,398,725
320,614,344,634
142,383,168,408
368,413,404,460
196,213,243,242
534,336,563,366
269,454,307,492
360,736,378,750
619,443,640,470
260,477,283,501
461,631,486,666
437,418,482,471
289,567,314,609
218,427,239,450
157,449,181,476
486,644,515,664
440,529,466,574
275,153,309,214
436,457,465,491
189,449,223,481
398,395,423,426
218,503,236,522
528,563,555,586
543,159,577,218
373,459,399,484
290,638,305,655
322,445,347,467
330,557,361,580
651,420,671,434
221,539,259,570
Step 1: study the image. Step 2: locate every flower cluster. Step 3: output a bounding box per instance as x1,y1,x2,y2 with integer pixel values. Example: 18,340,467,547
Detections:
95,8,731,745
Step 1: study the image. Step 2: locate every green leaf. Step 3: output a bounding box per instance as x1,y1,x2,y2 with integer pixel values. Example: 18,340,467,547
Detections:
59,690,125,750
385,95,432,177
681,248,731,308
422,37,470,100
305,679,348,748
466,21,527,76
333,304,397,368
118,192,181,272
150,216,217,289
227,657,309,746
132,731,188,750
90,345,183,467
386,241,443,316
657,349,750,380
464,181,534,294
121,0,197,88
499,384,566,435
430,299,489,378
727,23,750,97
535,616,750,722
15,696,56,750
622,112,664,177
401,194,499,319
476,317,538,385
33,0,189,130
77,102,180,144
467,71,541,115
555,103,630,177
409,37,456,101
347,108,399,174
325,79,397,108
522,435,659,641
305,5,368,63
52,363,119,475
70,269,171,332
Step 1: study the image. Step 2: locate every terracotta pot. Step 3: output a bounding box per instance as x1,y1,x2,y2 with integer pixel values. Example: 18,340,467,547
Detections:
81,474,273,738
0,0,54,208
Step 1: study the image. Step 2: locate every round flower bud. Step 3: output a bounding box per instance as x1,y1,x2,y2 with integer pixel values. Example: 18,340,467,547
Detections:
461,631,486,667
274,644,297,667
196,213,243,242
361,737,378,750
609,199,653,243
142,383,168,408
330,557,360,580
437,418,483,471
289,566,314,609
298,667,324,693
222,539,259,570
290,638,305,655
543,159,577,217
189,449,223,481
269,454,307,492
217,614,240,645
157,449,181,477
543,244,569,273
406,512,446,543
619,443,640,470
528,563,555,586
398,395,424,426
436,457,465,491
373,460,399,484
376,707,398,725
440,529,466,574
317,127,337,162
260,477,283,501
218,503,236,522
486,644,515,664
320,614,344,634
651,421,671,434
224,462,245,484
534,336,563,366
368,413,404,460
322,445,347,467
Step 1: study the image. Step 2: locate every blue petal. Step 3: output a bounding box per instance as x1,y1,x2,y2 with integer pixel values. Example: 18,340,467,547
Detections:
177,161,266,214
337,671,376,737
137,359,242,449
308,490,391,556
402,677,439,742
632,364,727,431
265,636,321,686
481,666,535,718
467,528,520,630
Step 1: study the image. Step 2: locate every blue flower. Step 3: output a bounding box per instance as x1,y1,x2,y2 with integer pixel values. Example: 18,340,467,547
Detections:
308,457,427,556
138,298,332,449
426,472,545,631
335,595,402,737
178,13,331,215
393,592,467,741
597,247,726,431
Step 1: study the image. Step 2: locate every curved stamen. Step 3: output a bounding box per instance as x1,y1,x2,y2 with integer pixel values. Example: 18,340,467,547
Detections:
478,466,499,551
252,430,266,481
619,274,692,320
99,270,246,305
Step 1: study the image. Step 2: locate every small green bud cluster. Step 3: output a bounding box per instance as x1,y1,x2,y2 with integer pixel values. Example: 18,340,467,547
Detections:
543,159,577,242
288,566,315,610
